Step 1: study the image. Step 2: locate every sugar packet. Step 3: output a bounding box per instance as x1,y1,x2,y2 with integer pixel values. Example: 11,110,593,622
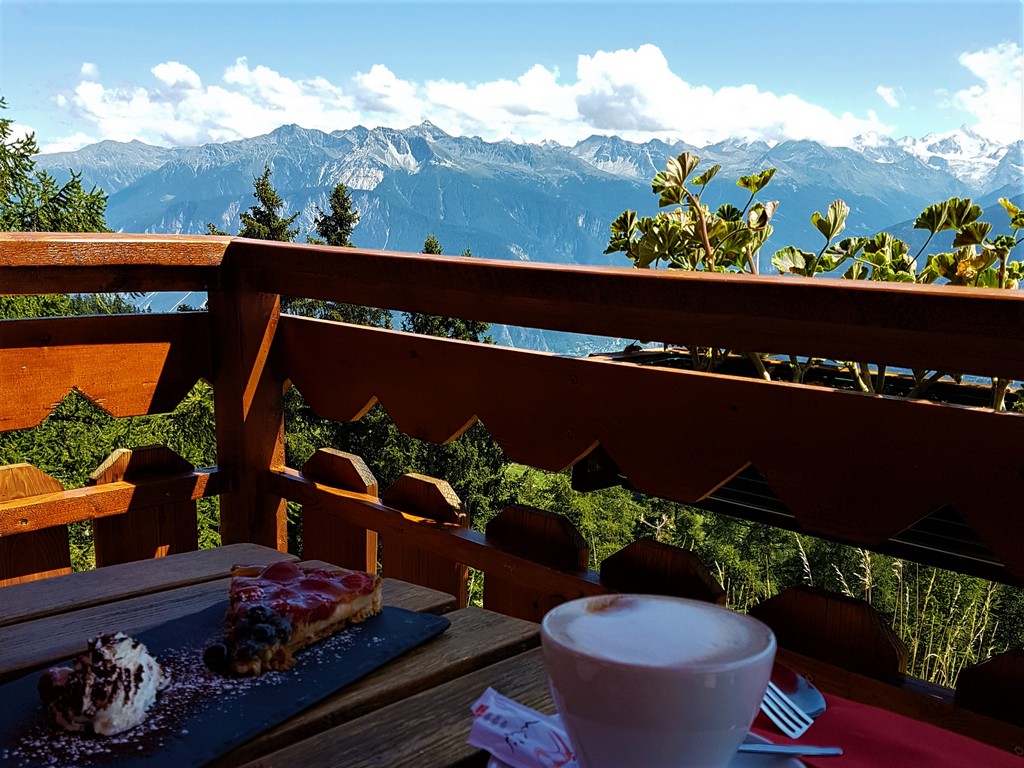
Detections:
468,687,578,768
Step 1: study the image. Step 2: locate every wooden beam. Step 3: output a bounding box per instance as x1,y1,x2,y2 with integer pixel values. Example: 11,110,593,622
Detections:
89,446,200,566
208,263,286,549
300,449,379,572
266,467,605,601
0,464,70,586
0,313,212,431
0,469,221,537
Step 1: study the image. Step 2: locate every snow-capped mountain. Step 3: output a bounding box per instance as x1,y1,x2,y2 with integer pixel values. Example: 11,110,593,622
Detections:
34,123,1022,268
895,125,1020,190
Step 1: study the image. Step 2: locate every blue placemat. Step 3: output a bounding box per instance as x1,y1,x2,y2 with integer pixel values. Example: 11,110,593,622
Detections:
1,602,450,766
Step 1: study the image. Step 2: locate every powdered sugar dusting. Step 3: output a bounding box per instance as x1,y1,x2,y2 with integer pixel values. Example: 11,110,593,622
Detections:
2,625,367,767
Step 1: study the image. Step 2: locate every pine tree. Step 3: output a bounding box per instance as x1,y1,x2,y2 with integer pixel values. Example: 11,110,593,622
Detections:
237,166,299,242
0,97,108,233
309,183,360,247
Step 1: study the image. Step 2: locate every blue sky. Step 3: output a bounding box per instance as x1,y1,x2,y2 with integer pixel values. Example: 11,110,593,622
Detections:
2,1,1022,153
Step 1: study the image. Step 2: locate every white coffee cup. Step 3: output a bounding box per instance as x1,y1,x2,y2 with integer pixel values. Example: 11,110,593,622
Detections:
541,594,776,768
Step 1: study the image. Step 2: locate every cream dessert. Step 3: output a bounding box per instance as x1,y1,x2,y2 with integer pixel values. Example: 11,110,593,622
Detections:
37,632,169,736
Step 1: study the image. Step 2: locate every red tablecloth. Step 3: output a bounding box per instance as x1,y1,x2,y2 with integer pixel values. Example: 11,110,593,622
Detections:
751,692,1021,767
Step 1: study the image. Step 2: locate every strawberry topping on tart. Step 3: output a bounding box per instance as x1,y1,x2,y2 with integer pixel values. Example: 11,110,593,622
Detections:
204,561,382,676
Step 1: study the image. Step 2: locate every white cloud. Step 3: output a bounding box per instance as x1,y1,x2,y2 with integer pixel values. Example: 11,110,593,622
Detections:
42,132,100,154
9,121,36,143
952,42,1024,144
152,61,202,90
876,85,901,108
43,44,897,152
80,62,99,79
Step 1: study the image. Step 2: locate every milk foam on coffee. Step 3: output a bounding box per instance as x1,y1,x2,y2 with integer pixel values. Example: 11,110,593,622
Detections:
545,594,770,667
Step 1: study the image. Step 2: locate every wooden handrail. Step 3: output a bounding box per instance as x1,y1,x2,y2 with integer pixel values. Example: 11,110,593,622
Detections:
231,238,1024,381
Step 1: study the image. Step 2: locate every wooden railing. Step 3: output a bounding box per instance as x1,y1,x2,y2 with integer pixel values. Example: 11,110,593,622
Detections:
2,233,1023,751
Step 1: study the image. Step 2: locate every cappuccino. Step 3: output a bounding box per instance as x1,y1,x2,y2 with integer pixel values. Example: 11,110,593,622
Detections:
544,593,769,669
541,594,776,768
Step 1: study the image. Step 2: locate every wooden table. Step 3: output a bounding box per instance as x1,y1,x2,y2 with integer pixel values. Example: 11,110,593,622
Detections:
0,544,547,767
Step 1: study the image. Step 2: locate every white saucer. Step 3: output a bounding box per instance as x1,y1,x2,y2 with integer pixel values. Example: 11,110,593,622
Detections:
485,732,804,768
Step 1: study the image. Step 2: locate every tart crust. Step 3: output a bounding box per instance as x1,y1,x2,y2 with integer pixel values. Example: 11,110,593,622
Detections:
220,561,383,676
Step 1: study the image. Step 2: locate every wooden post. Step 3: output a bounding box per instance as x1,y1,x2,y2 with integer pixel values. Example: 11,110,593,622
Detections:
0,464,71,586
955,650,1024,724
89,445,199,567
484,504,590,622
207,253,287,549
380,473,468,607
300,448,379,573
749,585,908,682
600,538,726,605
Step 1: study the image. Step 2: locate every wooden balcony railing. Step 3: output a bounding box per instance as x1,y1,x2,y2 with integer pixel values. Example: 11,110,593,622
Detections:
2,232,1023,751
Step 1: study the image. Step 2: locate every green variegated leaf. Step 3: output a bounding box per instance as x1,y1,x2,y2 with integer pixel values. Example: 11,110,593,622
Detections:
658,184,686,208
609,209,637,237
746,225,772,253
825,236,867,262
811,199,849,242
717,203,742,222
952,221,992,247
890,237,910,261
974,270,1001,288
737,168,777,194
604,209,639,254
659,153,700,189
945,197,983,229
772,245,812,275
999,197,1024,229
843,261,869,280
914,201,950,234
692,164,721,187
814,252,843,273
706,217,730,244
747,200,778,230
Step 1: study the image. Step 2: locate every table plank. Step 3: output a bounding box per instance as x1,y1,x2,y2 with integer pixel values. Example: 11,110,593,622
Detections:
238,646,552,768
0,543,293,629
0,571,455,684
214,607,539,767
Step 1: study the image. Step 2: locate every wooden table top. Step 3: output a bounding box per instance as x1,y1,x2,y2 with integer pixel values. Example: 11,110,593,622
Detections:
0,544,543,767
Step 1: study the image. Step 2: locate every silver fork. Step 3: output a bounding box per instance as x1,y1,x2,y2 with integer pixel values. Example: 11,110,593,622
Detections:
760,681,814,738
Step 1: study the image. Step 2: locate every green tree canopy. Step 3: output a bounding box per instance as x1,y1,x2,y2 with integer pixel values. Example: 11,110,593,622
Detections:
309,182,360,247
0,97,108,233
238,165,299,242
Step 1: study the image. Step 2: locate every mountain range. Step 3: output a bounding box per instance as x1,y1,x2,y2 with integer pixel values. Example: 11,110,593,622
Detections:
34,123,1023,347
36,123,1022,266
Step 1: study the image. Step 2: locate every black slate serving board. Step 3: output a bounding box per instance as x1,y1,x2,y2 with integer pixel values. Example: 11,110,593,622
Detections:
0,603,450,767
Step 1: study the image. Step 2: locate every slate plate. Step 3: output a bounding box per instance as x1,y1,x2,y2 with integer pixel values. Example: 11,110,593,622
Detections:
0,602,450,767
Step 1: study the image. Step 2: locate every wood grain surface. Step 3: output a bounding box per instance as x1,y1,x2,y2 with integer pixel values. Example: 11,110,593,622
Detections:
236,646,552,768
0,543,291,629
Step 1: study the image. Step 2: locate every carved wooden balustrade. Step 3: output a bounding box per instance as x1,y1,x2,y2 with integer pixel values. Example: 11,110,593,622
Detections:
1,232,1023,752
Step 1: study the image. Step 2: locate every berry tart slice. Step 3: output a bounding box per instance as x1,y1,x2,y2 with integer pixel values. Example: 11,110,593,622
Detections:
204,560,383,676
